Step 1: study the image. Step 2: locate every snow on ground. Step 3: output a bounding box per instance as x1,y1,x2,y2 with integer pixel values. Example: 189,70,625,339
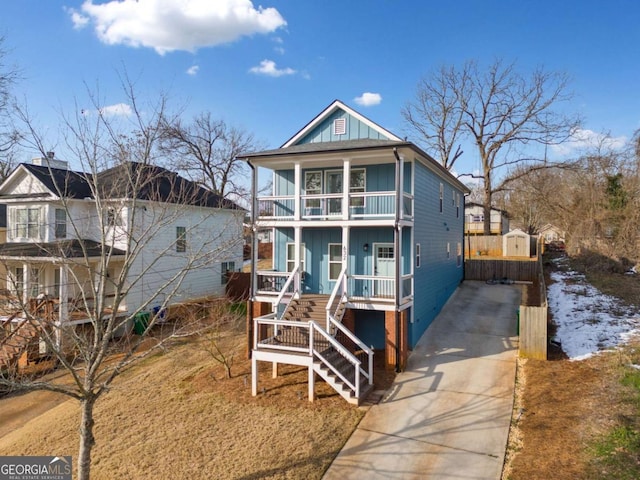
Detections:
548,257,640,360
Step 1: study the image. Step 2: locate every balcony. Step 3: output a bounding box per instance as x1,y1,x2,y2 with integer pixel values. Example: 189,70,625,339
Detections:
256,191,413,222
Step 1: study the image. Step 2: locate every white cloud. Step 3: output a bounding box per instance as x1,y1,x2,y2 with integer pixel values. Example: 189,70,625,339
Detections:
67,8,90,29
186,65,200,76
249,59,295,77
552,128,627,156
274,46,285,55
99,103,133,117
354,92,382,107
71,0,287,55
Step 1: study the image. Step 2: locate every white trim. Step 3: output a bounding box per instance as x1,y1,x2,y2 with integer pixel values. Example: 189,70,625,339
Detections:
286,242,306,273
328,243,341,281
282,100,402,148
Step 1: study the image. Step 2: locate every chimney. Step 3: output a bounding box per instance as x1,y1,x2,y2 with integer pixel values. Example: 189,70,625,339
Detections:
32,152,69,170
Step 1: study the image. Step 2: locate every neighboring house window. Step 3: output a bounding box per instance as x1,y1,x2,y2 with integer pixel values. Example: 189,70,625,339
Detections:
471,214,483,223
305,171,322,209
221,261,235,285
106,207,123,227
15,207,40,239
456,194,460,218
452,190,455,206
457,242,462,267
13,267,23,297
30,267,40,297
439,183,444,213
447,242,451,260
416,243,421,268
55,208,67,239
328,243,342,281
54,268,61,298
286,242,306,273
176,226,186,252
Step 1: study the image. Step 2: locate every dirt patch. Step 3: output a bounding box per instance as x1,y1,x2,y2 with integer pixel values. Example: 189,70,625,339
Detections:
504,253,639,479
0,318,394,480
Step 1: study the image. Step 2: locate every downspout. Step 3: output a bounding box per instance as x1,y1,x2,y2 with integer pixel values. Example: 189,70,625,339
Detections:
393,148,402,373
463,194,468,283
247,159,257,359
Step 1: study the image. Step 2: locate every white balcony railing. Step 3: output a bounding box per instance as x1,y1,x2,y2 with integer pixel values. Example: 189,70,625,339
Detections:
256,191,413,221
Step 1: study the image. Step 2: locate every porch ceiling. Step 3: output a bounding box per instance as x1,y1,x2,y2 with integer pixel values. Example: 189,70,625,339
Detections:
0,239,126,259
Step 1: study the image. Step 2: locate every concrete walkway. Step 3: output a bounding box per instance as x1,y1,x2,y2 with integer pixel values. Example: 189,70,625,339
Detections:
324,281,520,480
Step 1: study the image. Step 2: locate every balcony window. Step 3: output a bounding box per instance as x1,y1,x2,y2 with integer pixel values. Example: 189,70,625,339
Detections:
176,226,186,252
304,171,322,209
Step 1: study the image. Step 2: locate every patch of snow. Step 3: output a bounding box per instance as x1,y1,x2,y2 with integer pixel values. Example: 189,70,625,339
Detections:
548,258,640,360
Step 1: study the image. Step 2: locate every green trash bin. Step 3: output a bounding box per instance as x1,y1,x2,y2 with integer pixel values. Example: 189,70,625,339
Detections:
133,312,151,335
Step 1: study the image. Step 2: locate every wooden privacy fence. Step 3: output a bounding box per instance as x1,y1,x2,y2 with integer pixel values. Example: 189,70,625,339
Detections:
518,255,548,360
464,259,539,282
465,235,503,257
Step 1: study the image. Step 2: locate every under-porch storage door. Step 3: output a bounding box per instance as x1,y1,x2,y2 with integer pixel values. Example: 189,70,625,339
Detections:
374,243,395,298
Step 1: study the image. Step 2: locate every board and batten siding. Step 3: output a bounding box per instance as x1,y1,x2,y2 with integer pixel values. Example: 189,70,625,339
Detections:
410,159,465,347
297,110,388,144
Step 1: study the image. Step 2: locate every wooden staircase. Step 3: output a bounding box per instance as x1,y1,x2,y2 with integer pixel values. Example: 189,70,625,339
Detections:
0,318,42,371
282,294,330,323
276,293,371,405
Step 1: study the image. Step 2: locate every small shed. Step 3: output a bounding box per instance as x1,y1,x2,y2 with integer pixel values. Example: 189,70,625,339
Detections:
503,229,532,257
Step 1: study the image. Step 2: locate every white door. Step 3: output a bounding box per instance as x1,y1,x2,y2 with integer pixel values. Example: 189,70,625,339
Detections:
374,243,395,297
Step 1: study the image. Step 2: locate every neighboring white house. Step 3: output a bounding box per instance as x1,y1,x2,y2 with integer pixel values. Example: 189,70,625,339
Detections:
465,202,509,235
0,157,245,330
539,223,565,243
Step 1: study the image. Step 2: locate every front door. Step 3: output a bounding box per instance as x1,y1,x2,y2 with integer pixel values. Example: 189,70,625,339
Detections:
374,243,395,297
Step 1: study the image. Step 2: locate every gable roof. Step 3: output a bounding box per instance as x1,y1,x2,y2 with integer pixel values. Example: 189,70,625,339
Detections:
0,162,242,210
282,99,402,147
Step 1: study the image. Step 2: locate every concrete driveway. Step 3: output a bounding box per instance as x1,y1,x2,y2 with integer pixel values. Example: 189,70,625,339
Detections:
323,281,520,480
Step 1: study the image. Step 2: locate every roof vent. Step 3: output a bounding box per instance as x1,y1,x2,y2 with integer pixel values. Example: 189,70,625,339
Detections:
333,118,346,136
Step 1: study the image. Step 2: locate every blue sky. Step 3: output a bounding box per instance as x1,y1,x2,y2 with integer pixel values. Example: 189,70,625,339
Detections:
1,0,639,177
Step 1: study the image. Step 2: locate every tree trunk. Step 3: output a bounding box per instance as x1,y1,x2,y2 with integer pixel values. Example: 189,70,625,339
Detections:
77,396,96,480
483,175,492,235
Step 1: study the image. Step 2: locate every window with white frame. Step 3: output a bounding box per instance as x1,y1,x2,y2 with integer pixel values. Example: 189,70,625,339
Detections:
328,243,342,281
447,242,451,259
106,207,123,227
55,208,67,239
439,183,444,213
416,243,421,268
457,242,462,267
15,207,40,239
54,267,61,298
349,169,366,207
456,194,460,218
304,171,322,209
286,243,306,273
221,261,236,285
176,226,186,252
452,189,455,206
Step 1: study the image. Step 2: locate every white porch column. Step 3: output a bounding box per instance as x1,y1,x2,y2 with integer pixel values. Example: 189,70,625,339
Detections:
22,263,29,306
294,161,301,221
58,266,68,324
294,226,302,292
342,158,350,221
342,225,350,276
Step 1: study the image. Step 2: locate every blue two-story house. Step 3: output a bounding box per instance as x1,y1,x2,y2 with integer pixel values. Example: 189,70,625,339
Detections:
243,100,469,405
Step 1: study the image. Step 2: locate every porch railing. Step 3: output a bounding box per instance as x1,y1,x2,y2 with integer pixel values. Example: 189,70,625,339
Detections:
253,315,373,399
257,191,413,221
348,274,414,304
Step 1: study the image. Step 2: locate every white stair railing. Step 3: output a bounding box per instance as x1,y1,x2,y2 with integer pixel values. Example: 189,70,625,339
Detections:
326,266,347,329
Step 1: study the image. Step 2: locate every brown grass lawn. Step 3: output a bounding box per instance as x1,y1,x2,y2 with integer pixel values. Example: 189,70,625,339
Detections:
0,318,385,479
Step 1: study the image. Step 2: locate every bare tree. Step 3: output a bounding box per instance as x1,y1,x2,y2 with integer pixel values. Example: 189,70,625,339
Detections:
404,59,581,234
0,85,244,479
0,35,21,181
160,111,264,200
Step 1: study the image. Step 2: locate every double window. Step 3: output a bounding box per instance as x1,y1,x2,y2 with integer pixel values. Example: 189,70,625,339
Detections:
221,261,235,285
304,169,366,213
15,207,40,239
